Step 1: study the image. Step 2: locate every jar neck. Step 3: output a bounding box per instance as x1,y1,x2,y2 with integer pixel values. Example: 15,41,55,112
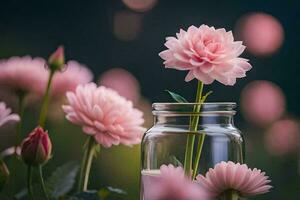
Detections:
154,115,234,126
152,103,236,126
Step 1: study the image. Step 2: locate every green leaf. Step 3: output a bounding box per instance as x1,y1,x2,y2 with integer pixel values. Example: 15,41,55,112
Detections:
98,187,127,200
61,187,126,200
15,162,79,200
165,90,188,103
201,91,213,103
47,161,80,199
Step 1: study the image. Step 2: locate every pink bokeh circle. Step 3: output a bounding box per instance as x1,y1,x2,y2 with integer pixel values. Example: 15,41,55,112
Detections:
241,80,286,126
236,12,284,56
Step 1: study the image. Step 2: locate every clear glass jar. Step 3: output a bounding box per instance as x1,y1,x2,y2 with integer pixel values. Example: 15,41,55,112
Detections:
140,103,244,200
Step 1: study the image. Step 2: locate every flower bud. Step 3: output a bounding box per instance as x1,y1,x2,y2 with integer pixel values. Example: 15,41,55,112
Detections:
21,127,52,166
0,159,9,191
48,46,65,71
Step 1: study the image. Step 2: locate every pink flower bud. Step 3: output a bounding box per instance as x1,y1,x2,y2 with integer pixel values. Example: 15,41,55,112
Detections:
21,127,52,166
0,159,9,191
48,46,65,71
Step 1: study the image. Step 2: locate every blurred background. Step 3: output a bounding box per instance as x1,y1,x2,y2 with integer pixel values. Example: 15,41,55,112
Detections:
0,0,299,199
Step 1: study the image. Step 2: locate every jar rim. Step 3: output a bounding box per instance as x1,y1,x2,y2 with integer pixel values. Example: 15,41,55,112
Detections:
152,102,236,116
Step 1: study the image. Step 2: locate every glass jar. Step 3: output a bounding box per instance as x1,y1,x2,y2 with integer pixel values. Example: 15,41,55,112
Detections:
140,103,244,200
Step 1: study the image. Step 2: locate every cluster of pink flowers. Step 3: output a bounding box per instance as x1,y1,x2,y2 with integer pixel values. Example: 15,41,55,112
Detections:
145,162,271,200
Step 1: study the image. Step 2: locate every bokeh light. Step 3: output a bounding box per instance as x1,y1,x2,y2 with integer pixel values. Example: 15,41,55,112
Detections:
99,68,141,104
241,80,286,126
122,0,158,12
113,11,142,41
265,118,300,156
236,12,284,56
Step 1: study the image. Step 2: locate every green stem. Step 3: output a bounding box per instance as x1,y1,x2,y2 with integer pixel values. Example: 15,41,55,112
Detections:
220,190,239,200
38,69,55,127
27,166,34,200
192,134,206,179
78,137,98,192
184,81,203,177
38,165,49,200
15,91,26,148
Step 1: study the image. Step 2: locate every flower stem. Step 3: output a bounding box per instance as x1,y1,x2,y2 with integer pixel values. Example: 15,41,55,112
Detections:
184,81,203,178
38,69,55,127
38,165,49,200
15,91,26,148
27,166,34,200
78,136,98,192
220,190,239,200
192,134,206,179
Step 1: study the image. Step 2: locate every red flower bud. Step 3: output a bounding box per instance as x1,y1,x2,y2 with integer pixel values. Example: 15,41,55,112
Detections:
21,127,52,166
48,46,65,71
0,159,9,191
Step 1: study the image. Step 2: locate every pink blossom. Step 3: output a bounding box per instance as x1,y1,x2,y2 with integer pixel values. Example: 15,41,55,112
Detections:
144,165,208,200
265,119,300,156
50,60,93,98
241,81,285,126
0,56,48,95
48,46,65,71
0,102,20,127
236,12,284,56
196,161,272,198
62,83,146,148
159,25,252,85
21,126,52,166
99,68,140,104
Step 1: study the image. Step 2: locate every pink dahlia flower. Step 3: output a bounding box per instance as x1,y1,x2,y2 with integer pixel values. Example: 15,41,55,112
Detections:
145,164,208,200
196,161,272,198
62,83,145,148
0,102,20,127
50,60,93,98
159,25,252,85
0,56,48,94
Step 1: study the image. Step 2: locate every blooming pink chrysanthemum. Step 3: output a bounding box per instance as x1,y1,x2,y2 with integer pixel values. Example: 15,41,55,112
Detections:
159,25,252,85
50,60,93,98
62,83,146,148
0,102,20,127
196,161,272,198
144,164,208,200
0,56,48,94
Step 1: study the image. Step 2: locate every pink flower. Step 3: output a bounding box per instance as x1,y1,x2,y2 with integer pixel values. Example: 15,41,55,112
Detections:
0,56,48,94
99,68,140,104
144,165,208,200
48,46,65,71
236,12,284,56
50,60,93,98
159,25,252,85
62,83,146,148
21,127,52,166
196,161,272,198
241,81,285,126
265,119,300,156
0,102,20,127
